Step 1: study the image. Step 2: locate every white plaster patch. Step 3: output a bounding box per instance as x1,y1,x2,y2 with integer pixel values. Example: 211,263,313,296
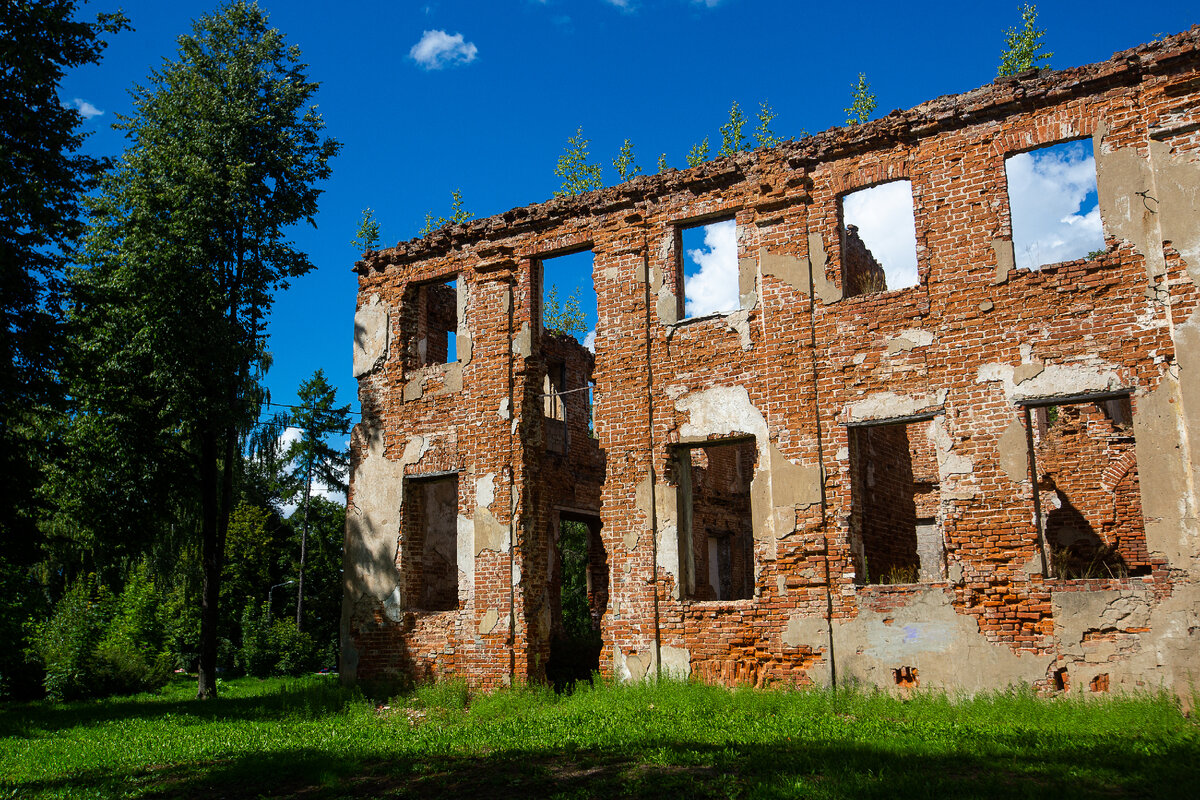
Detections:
676,385,768,441
498,397,511,420
401,434,432,465
845,390,948,423
977,360,1127,402
476,473,496,509
352,295,390,378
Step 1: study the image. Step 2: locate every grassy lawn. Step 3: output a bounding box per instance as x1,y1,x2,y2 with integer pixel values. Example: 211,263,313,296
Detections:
2,674,1198,799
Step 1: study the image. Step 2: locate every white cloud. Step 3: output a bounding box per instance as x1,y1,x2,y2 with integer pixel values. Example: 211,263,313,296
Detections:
683,219,739,318
605,0,634,8
692,0,725,6
72,98,103,119
1006,142,1104,270
583,329,596,352
409,30,478,70
842,180,919,291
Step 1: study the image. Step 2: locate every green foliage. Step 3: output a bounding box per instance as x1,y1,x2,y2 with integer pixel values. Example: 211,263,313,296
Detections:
558,521,593,641
998,4,1052,76
685,137,710,167
65,0,339,699
238,602,316,677
221,501,277,615
719,100,748,156
657,153,668,172
0,1,129,573
845,72,877,125
28,574,111,701
286,369,349,633
612,139,641,182
542,284,589,338
30,567,171,701
419,189,473,236
754,101,782,148
350,207,381,252
554,126,603,197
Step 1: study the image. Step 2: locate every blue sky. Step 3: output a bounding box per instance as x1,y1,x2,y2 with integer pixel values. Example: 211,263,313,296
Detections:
62,0,1195,439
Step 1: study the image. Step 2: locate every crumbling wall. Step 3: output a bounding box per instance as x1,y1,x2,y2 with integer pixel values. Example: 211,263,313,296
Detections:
345,27,1200,697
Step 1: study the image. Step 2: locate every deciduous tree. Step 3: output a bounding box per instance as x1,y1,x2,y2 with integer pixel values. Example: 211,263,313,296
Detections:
67,0,338,699
845,73,876,125
998,4,1052,76
554,126,602,197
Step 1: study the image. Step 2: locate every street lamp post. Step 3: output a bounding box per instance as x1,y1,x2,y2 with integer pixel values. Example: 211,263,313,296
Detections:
267,579,295,620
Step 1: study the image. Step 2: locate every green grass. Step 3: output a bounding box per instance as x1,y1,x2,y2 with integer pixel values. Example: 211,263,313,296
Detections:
2,674,1198,798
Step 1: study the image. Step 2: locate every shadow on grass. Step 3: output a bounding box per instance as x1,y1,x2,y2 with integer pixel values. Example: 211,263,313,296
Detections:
10,734,1200,800
0,677,351,739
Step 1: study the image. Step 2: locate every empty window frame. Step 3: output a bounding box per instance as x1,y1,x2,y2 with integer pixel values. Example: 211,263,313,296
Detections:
402,473,460,611
678,216,740,319
539,249,597,349
848,416,944,585
673,438,757,600
1005,140,1105,270
839,180,919,297
1022,394,1150,579
543,361,567,454
404,276,460,368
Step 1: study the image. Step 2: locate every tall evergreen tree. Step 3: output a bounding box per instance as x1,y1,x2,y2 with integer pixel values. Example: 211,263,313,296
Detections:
67,0,338,699
0,0,127,699
284,370,349,633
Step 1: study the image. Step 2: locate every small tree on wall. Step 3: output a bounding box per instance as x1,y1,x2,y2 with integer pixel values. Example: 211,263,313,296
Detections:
998,4,1052,76
554,126,603,197
844,73,876,125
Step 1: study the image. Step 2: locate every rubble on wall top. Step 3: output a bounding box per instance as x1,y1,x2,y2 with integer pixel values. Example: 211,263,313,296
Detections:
356,25,1200,276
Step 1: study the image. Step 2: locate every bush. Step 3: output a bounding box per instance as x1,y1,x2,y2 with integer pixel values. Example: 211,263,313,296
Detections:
238,602,317,678
29,574,111,701
29,566,172,701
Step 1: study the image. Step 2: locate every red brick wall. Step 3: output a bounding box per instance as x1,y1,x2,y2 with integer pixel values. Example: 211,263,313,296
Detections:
346,28,1200,692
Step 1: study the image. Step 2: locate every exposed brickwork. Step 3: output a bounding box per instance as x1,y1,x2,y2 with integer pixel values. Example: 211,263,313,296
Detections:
344,28,1200,695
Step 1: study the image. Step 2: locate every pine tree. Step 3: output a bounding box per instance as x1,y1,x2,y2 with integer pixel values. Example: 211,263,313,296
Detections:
554,126,603,197
998,4,1052,76
285,370,349,633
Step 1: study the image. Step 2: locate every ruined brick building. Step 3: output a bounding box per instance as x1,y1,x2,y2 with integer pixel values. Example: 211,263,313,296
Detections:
343,29,1200,696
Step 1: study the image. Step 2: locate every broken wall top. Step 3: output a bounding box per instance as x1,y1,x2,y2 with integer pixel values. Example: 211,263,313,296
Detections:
355,25,1200,276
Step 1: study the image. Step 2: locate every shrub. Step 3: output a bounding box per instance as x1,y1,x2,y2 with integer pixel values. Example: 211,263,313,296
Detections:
29,566,173,701
28,574,112,701
238,602,317,677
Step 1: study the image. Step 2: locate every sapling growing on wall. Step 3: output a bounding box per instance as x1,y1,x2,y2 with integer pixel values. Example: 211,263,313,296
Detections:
998,4,1052,76
686,137,710,167
554,126,603,197
420,189,473,236
845,73,877,125
719,101,748,156
351,207,380,252
612,139,642,182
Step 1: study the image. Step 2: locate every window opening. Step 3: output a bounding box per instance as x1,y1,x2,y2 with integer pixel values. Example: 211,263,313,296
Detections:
672,438,756,600
547,513,607,691
402,473,459,611
543,362,567,454
540,249,596,350
840,180,919,297
679,217,739,318
848,417,944,585
405,276,459,368
1024,395,1150,578
1005,140,1104,270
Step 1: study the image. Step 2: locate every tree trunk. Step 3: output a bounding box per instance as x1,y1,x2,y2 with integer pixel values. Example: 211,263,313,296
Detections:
197,428,221,700
295,458,313,632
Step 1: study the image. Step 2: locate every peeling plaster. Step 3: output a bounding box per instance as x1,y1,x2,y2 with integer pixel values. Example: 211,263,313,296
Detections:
352,294,390,377
886,329,934,353
845,390,947,423
976,361,1126,402
997,419,1030,483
